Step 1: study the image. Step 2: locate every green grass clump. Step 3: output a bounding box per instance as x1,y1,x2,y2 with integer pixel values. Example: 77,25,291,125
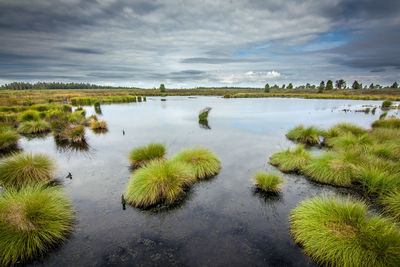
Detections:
372,118,400,129
381,191,400,221
17,120,50,134
125,160,195,208
0,126,19,151
302,152,359,187
66,125,85,143
199,107,211,122
253,171,284,192
286,125,323,145
19,110,40,121
90,120,108,130
290,194,400,267
172,147,221,179
356,165,400,196
328,122,367,136
128,143,166,168
327,133,373,150
382,100,393,109
269,145,311,172
0,184,74,266
0,153,55,189
67,111,86,125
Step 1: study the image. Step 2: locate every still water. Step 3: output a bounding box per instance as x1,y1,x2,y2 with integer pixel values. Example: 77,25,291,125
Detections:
20,96,394,266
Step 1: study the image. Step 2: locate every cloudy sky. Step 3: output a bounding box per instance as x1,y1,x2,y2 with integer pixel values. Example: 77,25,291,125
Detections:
0,0,399,88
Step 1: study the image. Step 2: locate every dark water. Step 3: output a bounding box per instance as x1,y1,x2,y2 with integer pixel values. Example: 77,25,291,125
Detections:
19,96,394,266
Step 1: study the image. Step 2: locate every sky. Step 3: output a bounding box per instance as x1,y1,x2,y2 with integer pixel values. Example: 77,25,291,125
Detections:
0,0,399,88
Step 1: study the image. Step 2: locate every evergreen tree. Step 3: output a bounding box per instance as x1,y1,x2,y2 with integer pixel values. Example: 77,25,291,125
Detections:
159,83,166,92
326,80,333,90
264,83,270,93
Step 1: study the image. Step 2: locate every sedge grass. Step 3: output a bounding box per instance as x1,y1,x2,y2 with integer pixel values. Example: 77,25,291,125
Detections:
172,147,221,180
17,120,50,134
128,143,166,168
19,110,40,122
269,145,311,172
302,151,360,187
125,160,195,208
0,152,55,189
372,118,400,129
290,194,400,267
253,171,284,193
381,191,400,221
90,120,108,130
0,126,19,151
326,133,373,150
356,164,400,196
66,125,86,143
286,125,323,145
0,184,74,266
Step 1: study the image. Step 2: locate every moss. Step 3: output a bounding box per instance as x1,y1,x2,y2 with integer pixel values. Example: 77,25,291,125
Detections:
290,194,400,267
128,143,166,168
286,125,323,145
125,160,195,208
0,184,74,266
253,171,284,192
172,147,221,180
269,145,311,172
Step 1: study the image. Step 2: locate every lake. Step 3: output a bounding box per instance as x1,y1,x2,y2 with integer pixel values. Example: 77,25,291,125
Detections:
20,96,394,266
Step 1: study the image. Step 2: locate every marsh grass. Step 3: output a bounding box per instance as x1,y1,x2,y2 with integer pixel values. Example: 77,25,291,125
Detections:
356,165,400,196
0,153,55,189
90,120,108,130
302,152,360,187
253,171,284,193
17,120,50,134
269,145,311,172
290,194,400,267
326,133,373,150
286,125,323,145
379,112,388,120
382,100,393,109
0,126,19,151
19,110,40,122
128,143,166,168
125,160,195,208
66,125,86,143
0,184,74,266
199,107,211,122
172,147,221,180
372,118,400,129
327,122,367,136
381,191,400,221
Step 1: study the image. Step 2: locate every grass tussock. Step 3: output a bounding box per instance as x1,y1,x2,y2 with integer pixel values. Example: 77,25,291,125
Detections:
0,184,74,266
0,152,55,189
302,152,359,187
381,191,400,221
17,120,50,134
0,126,19,151
19,110,40,121
253,171,284,193
128,143,166,168
372,118,400,129
90,120,108,130
172,147,221,180
269,145,311,172
326,133,373,150
125,160,195,208
66,125,86,143
286,125,323,145
290,194,400,267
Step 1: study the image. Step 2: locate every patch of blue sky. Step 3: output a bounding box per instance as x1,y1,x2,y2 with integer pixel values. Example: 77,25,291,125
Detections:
294,30,353,52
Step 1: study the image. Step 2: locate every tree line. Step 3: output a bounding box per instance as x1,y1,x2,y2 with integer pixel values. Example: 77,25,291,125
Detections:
264,81,399,93
0,82,131,90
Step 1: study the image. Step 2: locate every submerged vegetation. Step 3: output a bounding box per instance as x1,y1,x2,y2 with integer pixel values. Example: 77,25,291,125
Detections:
0,184,74,266
0,153,55,189
253,171,284,193
199,107,212,122
128,143,166,168
172,147,221,180
290,195,400,267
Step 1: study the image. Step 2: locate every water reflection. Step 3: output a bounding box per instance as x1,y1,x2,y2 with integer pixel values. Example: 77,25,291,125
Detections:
91,128,108,135
54,137,94,158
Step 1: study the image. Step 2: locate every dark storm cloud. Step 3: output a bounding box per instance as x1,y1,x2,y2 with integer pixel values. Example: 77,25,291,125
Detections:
0,0,399,86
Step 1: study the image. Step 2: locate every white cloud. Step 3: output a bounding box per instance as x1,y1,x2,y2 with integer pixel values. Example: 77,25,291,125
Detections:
219,71,281,84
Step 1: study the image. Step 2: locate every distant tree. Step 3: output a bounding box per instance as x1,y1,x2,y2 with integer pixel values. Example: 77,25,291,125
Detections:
335,79,346,89
391,82,399,89
369,83,374,89
326,80,333,90
264,83,270,93
305,83,311,89
318,81,325,93
287,83,293,89
352,80,361,89
282,84,286,89
159,83,166,92
272,84,279,89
